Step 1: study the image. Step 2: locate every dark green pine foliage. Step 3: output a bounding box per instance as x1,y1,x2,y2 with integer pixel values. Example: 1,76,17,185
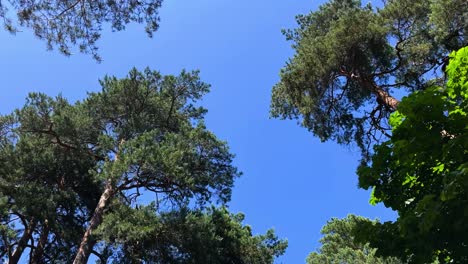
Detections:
357,47,468,263
0,103,102,263
0,68,286,263
307,215,402,264
98,205,288,263
271,0,467,159
0,0,163,61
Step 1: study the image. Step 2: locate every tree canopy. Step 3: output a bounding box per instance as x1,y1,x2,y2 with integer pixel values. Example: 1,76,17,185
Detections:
356,47,468,263
274,0,468,261
271,0,467,159
0,68,287,263
307,215,402,264
98,205,287,263
0,0,164,61
1,0,467,262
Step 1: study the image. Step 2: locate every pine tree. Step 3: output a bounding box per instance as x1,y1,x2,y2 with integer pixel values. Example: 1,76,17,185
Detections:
0,68,287,263
271,0,467,159
0,0,164,61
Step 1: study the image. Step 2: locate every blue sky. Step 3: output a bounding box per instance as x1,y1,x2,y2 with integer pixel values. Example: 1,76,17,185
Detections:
1,0,396,263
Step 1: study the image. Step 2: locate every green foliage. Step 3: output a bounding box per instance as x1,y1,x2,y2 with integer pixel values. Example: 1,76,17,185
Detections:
0,103,101,262
271,0,467,159
0,0,163,61
98,205,287,264
307,215,402,264
273,2,466,258
429,0,468,50
0,68,287,263
357,47,468,263
14,68,238,205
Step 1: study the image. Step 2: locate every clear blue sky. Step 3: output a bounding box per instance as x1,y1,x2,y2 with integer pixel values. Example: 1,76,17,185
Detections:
0,0,396,263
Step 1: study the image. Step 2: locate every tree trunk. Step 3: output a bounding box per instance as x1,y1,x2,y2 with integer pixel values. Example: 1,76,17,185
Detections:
371,85,399,111
73,181,115,264
343,72,400,111
30,219,50,264
9,218,37,264
74,139,124,264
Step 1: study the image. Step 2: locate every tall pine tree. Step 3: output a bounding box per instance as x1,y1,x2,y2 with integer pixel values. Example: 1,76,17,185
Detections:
271,0,467,159
0,68,287,263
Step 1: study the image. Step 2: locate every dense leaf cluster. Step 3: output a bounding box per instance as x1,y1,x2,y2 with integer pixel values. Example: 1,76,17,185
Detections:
307,215,402,264
98,205,287,263
357,47,468,263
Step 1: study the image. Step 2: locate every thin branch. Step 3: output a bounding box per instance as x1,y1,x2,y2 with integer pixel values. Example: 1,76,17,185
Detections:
91,249,107,264
374,39,404,77
55,0,83,19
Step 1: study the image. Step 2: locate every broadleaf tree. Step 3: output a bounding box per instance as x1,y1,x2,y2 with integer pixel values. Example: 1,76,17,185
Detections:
356,47,468,263
271,0,467,159
0,68,287,263
0,0,164,61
